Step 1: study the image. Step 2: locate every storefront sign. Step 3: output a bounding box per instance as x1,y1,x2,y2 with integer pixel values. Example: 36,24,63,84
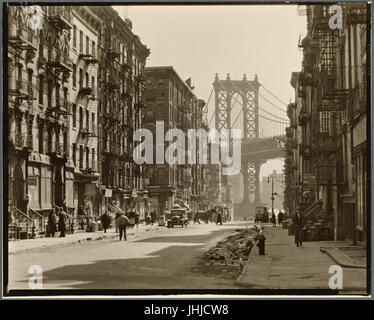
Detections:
148,186,160,197
105,188,112,198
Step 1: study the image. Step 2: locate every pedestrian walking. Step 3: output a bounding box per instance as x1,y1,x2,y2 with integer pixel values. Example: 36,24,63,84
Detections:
271,212,276,227
115,211,120,233
78,204,85,230
47,210,57,237
278,210,283,226
293,211,304,247
118,212,130,241
216,211,223,225
101,211,111,233
135,211,140,228
58,208,66,237
150,211,155,225
145,212,151,225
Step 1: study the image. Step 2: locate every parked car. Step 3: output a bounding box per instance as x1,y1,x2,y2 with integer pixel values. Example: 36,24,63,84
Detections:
166,208,188,228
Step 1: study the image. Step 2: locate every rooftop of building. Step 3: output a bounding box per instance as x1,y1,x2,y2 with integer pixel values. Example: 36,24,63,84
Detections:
144,66,200,100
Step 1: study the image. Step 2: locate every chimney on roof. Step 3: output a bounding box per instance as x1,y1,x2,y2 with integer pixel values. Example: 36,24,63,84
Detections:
185,77,194,90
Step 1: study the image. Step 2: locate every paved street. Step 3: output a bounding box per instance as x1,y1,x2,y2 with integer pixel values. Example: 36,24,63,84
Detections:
8,222,247,290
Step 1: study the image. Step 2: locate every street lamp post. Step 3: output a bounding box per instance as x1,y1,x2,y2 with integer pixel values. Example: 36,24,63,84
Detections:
268,174,278,216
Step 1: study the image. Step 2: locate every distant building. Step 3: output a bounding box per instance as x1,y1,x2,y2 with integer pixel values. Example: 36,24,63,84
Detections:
143,66,207,214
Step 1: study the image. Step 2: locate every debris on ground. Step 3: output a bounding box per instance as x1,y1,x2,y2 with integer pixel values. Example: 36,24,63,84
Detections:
205,225,261,262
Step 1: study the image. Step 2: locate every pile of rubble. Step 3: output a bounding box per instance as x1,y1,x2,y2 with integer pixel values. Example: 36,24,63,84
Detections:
205,225,261,262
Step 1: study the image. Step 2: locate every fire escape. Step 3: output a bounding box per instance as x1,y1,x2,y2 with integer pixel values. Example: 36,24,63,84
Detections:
8,16,38,153
310,6,348,187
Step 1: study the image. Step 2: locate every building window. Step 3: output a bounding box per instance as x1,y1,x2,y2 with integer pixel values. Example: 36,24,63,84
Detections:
38,124,44,154
91,113,95,134
79,30,83,53
92,148,95,169
92,41,96,58
38,75,44,105
73,25,77,48
92,76,95,90
86,72,89,87
79,145,83,169
72,64,76,87
72,104,77,128
86,110,89,130
86,36,90,55
39,30,44,57
86,147,89,169
79,68,83,88
72,143,76,165
79,107,83,129
47,82,52,109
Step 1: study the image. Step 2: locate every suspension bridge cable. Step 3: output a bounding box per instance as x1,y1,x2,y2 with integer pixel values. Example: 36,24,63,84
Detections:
229,84,288,124
260,84,289,106
228,80,288,117
230,98,290,127
236,81,288,114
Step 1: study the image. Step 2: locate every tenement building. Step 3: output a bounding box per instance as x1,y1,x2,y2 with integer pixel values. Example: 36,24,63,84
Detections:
91,6,150,220
143,67,208,215
285,3,368,244
7,5,150,237
8,6,75,236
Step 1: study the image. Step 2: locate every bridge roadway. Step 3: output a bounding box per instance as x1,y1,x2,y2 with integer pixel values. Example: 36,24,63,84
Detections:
241,134,287,162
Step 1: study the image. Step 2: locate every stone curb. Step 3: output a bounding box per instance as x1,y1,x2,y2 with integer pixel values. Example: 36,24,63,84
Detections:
320,247,366,269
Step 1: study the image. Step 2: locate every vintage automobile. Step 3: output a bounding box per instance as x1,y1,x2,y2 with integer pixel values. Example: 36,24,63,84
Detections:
166,208,188,228
255,206,269,223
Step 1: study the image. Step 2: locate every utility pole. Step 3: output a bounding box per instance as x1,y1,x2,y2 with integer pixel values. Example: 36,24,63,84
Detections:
268,174,277,215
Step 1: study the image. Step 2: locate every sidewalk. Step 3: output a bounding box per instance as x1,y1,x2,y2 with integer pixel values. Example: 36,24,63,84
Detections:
8,224,160,255
236,226,367,294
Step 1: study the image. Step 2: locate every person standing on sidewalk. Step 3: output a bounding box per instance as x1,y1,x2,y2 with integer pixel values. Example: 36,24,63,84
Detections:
101,211,111,233
58,208,66,238
47,210,57,237
118,212,129,241
216,211,223,225
278,211,283,226
135,211,140,228
271,212,276,227
293,211,304,247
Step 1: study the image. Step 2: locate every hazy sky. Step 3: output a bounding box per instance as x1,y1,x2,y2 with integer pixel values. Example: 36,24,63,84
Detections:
114,5,307,177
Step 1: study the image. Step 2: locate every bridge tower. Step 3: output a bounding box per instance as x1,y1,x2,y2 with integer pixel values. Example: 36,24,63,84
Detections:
213,73,262,218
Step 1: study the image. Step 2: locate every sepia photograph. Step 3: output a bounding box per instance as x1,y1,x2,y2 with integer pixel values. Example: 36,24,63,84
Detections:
1,1,371,298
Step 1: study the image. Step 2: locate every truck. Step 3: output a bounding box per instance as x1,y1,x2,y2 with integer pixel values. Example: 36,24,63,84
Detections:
255,206,269,223
166,208,188,228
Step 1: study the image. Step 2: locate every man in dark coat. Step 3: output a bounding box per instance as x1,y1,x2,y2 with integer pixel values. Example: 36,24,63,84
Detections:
293,211,304,247
278,211,284,226
101,211,111,233
47,211,57,237
271,212,276,227
216,211,223,225
58,208,66,237
118,212,129,241
135,211,140,228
